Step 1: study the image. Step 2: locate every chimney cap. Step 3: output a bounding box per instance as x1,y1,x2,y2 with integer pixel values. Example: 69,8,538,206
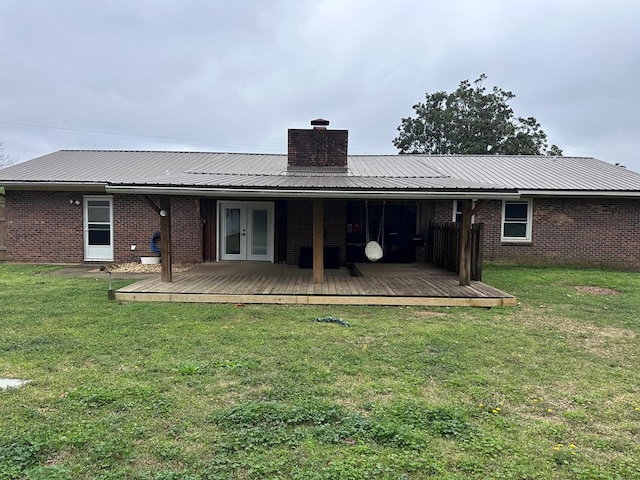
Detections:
311,118,330,127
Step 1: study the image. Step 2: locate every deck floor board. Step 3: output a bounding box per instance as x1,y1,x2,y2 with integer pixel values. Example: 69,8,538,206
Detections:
115,262,515,307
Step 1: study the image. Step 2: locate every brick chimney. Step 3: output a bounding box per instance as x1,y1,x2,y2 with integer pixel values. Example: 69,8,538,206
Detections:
288,119,348,169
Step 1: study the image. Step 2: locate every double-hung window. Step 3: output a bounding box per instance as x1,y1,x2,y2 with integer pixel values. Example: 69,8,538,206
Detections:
502,200,532,242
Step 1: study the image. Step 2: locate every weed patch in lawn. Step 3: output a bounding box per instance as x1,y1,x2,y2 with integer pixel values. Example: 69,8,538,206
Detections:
574,285,620,295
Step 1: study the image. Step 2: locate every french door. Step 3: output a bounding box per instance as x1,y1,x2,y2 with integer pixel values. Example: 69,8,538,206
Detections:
84,196,114,261
219,202,274,261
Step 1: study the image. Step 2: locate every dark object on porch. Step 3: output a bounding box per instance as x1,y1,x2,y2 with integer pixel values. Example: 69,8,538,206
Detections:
299,246,340,269
346,244,368,263
430,221,484,281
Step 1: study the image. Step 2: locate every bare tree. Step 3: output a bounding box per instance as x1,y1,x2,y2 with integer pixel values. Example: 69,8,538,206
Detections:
0,142,17,168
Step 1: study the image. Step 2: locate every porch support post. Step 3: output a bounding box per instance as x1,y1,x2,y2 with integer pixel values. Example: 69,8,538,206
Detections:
159,196,172,283
143,194,161,214
312,199,324,284
459,199,472,286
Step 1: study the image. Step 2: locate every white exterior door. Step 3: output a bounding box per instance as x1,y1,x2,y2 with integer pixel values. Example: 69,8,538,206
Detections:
84,196,114,261
219,202,273,261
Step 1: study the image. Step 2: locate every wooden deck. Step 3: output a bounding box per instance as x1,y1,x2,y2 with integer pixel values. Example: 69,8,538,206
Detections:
115,262,516,307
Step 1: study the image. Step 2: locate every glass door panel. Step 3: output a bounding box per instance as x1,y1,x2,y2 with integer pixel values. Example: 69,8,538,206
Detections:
220,204,245,260
224,207,242,255
249,208,268,257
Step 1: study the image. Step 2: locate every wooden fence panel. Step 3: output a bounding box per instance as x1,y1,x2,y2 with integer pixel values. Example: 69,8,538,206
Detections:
431,221,460,272
471,223,484,281
429,221,484,281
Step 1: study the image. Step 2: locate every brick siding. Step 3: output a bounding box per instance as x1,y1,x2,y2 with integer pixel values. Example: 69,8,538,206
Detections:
287,129,348,168
5,191,640,269
5,191,202,264
113,194,202,264
6,191,86,263
433,198,640,269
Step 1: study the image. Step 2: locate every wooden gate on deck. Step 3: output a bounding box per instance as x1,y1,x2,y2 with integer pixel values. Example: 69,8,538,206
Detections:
429,221,484,281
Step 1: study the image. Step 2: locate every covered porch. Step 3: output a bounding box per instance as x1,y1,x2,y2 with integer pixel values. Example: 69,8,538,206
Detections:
115,262,516,307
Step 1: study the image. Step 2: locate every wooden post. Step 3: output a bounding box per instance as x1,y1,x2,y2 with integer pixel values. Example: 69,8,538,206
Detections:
313,199,324,284
459,199,472,286
159,196,172,282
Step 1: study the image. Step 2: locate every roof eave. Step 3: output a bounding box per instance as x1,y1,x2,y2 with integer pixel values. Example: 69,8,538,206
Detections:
105,185,521,200
519,189,640,198
1,181,108,192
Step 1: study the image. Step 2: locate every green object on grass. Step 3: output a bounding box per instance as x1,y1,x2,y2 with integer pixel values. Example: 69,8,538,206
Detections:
314,317,349,327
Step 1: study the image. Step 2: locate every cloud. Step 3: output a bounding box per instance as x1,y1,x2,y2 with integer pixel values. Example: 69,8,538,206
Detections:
0,0,639,169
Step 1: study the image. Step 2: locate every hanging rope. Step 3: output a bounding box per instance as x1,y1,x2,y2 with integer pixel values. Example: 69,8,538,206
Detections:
365,200,370,244
377,201,386,247
365,201,385,262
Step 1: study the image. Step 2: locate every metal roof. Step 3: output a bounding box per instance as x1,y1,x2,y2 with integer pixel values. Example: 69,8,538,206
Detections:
411,155,640,191
2,150,640,196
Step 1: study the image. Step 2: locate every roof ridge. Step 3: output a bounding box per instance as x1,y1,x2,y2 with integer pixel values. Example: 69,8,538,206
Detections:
183,170,452,179
54,150,596,160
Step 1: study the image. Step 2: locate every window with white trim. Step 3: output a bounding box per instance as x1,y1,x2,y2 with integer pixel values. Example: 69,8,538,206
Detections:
501,199,532,242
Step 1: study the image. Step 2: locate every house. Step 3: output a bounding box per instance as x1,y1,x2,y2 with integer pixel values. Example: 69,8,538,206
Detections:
2,119,640,284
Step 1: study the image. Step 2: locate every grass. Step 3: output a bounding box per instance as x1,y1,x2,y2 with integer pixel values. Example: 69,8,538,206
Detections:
0,263,639,479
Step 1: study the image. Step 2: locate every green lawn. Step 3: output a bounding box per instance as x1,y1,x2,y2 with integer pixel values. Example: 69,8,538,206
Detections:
1,264,639,479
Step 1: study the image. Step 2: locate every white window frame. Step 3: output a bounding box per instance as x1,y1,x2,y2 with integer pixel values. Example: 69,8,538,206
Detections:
501,199,532,242
452,200,476,223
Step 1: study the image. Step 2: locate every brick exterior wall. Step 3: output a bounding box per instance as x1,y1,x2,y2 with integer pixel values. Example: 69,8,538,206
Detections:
432,200,456,224
113,194,202,264
5,191,640,270
286,199,347,266
5,191,202,264
6,191,86,263
432,197,640,269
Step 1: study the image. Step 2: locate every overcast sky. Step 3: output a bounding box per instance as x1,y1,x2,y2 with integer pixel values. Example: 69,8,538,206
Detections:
1,0,639,171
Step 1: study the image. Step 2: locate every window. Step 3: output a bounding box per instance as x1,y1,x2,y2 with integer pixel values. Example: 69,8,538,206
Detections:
502,200,532,242
452,200,475,223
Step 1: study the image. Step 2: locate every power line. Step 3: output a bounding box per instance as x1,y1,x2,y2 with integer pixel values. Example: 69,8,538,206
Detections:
1,119,637,161
0,120,284,151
